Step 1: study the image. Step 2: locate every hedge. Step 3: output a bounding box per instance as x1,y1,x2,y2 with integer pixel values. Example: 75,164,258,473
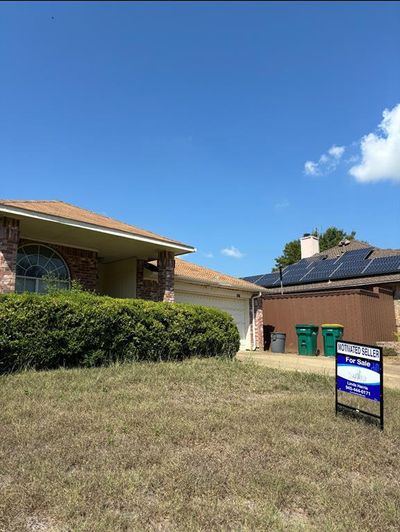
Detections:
0,290,240,373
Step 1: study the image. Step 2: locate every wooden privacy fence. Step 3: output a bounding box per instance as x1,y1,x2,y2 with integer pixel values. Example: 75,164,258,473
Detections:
263,288,396,353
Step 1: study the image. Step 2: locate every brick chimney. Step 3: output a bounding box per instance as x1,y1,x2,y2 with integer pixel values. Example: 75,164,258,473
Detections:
300,233,320,259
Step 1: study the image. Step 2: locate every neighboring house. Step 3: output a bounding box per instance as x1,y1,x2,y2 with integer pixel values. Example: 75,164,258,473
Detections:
243,235,400,351
0,200,264,350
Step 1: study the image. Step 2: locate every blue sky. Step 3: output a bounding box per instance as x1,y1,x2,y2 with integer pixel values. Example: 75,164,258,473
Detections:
1,2,399,277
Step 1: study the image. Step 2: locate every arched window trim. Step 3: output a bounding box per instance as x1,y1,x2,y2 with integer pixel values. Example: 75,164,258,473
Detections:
16,243,71,293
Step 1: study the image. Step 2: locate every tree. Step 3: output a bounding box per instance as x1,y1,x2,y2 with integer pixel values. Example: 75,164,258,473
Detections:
273,227,356,271
273,240,301,270
318,227,356,251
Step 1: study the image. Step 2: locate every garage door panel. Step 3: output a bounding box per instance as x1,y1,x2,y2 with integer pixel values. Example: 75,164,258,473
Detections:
175,291,250,350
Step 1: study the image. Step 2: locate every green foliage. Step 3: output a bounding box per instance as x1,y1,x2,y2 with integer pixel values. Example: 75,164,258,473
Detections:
273,240,301,270
0,291,240,373
318,227,356,252
273,227,356,270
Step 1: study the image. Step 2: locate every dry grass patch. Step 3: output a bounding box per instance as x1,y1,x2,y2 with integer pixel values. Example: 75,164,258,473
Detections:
1,358,399,531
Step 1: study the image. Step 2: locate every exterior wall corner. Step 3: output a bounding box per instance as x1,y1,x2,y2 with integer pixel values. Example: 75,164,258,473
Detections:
158,251,175,303
250,295,264,350
0,217,20,293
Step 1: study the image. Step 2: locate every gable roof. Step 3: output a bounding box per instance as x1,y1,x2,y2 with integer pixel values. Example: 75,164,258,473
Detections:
148,258,266,293
242,239,400,292
0,200,194,251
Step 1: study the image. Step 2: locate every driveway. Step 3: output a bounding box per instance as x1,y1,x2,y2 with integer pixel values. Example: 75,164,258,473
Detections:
236,351,400,390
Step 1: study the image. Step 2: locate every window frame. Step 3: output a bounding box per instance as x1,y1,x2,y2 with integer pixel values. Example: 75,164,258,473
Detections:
15,243,71,294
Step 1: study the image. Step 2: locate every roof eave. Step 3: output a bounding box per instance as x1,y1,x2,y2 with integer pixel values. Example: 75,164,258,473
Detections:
0,204,196,254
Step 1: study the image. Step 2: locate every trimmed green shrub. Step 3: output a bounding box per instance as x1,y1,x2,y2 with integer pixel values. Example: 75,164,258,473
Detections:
0,291,240,373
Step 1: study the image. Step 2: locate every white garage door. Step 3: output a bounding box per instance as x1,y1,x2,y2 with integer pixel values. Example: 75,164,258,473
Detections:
174,291,250,350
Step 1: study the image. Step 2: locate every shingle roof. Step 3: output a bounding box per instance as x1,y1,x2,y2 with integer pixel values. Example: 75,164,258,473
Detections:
0,200,194,250
312,239,400,260
175,259,266,292
312,239,371,259
148,258,266,293
242,239,400,291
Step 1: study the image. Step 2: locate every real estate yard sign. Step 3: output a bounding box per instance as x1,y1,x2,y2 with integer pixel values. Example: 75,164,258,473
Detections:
335,340,383,430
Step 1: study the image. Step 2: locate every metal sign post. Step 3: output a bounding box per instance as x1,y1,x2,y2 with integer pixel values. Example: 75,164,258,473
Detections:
335,340,383,430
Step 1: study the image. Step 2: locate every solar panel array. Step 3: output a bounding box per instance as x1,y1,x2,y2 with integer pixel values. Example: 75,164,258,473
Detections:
243,274,265,284
243,247,400,288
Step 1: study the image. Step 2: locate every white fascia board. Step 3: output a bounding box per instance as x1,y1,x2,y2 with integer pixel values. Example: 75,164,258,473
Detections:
0,205,196,254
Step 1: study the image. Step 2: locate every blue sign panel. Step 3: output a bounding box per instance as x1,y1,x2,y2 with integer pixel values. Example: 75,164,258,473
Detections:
335,340,384,430
336,354,381,401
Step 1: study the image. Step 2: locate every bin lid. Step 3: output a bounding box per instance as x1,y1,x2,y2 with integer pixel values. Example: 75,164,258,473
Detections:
321,324,344,328
295,324,318,328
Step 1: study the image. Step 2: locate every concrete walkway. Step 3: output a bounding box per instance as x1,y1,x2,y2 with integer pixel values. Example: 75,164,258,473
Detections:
236,351,400,390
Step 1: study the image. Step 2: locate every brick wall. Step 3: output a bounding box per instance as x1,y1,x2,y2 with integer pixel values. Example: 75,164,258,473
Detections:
21,239,98,292
249,296,264,350
0,217,20,293
136,252,175,302
136,260,159,301
158,251,175,302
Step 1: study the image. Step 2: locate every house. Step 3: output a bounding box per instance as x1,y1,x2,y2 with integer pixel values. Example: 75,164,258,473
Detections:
0,200,264,350
243,235,400,352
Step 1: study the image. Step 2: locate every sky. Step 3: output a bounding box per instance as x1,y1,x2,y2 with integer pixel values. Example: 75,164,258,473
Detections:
1,1,399,277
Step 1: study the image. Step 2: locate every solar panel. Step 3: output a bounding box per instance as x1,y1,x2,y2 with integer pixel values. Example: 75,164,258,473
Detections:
314,258,338,270
243,274,265,284
329,262,368,280
274,275,300,286
300,259,340,282
365,256,400,275
280,265,308,277
339,248,373,262
257,272,280,287
300,271,329,283
280,274,306,285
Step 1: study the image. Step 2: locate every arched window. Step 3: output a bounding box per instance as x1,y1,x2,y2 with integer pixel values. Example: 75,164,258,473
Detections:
16,244,70,293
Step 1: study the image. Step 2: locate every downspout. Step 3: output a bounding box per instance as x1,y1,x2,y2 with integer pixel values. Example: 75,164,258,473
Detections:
251,292,262,351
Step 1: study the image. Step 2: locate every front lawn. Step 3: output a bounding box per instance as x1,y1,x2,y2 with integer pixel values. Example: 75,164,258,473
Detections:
1,359,399,531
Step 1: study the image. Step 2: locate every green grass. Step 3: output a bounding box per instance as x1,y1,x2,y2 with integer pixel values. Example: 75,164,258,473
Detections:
1,359,399,531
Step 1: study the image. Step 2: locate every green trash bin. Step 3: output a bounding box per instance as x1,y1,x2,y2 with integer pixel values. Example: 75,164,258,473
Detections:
295,324,319,355
321,324,344,356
